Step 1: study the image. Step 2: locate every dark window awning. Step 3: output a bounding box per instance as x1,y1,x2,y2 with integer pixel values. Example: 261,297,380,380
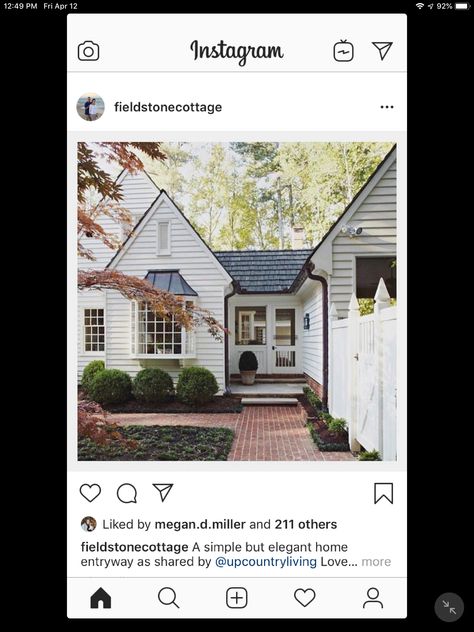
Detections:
144,270,198,296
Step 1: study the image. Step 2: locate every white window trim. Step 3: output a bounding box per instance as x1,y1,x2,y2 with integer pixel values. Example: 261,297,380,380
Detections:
238,310,256,345
130,299,197,359
157,220,171,256
82,307,106,356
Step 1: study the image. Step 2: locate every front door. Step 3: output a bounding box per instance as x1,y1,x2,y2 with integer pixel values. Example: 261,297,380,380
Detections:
271,307,298,373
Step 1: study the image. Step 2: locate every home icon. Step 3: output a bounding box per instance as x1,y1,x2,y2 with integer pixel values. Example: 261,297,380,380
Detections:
90,587,111,609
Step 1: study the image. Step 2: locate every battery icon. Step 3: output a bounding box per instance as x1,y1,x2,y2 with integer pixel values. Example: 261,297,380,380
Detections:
455,2,470,8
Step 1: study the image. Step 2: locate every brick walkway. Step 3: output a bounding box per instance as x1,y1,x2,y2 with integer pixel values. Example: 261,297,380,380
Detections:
111,405,355,462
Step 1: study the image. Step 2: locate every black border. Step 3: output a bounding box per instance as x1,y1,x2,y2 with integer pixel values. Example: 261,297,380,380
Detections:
6,2,469,625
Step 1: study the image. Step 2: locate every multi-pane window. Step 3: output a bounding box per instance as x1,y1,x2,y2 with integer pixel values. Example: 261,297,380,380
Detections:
84,308,105,352
235,307,266,345
134,302,184,355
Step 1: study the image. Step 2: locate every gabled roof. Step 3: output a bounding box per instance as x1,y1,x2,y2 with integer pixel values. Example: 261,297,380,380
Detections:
305,145,396,264
215,250,312,293
106,190,233,284
290,145,397,291
145,270,198,296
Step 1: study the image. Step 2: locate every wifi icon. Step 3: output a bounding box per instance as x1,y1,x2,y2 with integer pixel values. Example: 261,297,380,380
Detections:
416,2,425,7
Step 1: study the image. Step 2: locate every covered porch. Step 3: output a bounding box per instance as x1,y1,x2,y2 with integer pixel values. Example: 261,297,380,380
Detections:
228,294,304,378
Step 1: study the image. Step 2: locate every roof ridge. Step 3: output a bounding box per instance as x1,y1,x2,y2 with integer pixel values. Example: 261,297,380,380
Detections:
215,248,312,253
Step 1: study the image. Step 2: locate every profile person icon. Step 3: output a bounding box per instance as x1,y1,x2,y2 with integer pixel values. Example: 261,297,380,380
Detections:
363,587,383,609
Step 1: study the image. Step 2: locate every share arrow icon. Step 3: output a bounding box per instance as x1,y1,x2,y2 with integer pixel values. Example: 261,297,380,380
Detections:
372,42,393,61
153,483,174,502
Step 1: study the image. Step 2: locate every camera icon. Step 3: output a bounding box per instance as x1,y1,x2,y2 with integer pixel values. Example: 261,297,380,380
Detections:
77,41,100,61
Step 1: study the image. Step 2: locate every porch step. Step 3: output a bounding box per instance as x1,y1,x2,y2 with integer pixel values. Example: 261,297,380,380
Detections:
241,397,299,407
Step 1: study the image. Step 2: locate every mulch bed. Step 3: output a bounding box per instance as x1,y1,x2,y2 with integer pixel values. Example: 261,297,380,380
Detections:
309,419,350,452
102,396,242,415
78,425,235,461
296,394,320,418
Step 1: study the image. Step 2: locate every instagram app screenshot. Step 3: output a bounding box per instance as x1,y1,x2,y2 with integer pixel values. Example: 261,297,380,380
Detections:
67,12,408,619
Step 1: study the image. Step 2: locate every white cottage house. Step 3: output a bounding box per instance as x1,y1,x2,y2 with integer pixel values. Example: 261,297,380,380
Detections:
78,146,396,413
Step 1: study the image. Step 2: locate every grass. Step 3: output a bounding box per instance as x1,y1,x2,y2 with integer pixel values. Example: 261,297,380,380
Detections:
78,425,235,461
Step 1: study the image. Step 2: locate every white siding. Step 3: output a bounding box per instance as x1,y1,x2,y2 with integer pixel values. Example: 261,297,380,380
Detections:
106,195,229,391
301,282,323,384
77,292,106,380
330,161,396,316
77,172,159,380
78,172,159,270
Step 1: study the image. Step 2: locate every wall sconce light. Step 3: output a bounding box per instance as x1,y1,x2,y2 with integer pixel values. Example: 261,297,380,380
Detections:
304,313,310,330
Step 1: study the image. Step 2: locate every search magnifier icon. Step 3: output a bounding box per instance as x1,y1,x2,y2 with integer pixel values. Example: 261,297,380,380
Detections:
158,587,180,609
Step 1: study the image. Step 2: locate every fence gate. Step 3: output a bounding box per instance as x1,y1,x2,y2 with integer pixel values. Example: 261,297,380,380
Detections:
329,281,397,461
356,316,379,451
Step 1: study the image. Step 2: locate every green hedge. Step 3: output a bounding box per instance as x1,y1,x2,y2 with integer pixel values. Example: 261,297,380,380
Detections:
177,366,219,406
89,369,132,405
81,360,105,395
132,368,174,403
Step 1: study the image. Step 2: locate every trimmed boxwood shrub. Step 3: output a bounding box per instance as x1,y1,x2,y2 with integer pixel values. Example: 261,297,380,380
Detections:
89,369,132,405
132,368,174,403
239,351,258,372
81,360,105,395
177,366,219,406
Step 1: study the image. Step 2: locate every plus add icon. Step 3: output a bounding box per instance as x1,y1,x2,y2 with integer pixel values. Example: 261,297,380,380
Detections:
226,587,248,609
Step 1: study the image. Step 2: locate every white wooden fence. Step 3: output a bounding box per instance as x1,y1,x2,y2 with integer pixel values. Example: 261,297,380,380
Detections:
329,278,397,461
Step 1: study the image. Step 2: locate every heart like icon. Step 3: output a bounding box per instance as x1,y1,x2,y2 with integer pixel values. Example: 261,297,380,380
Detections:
294,588,316,607
80,483,101,503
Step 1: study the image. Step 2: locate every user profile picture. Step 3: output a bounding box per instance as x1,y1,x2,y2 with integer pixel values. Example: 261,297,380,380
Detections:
76,93,105,122
81,516,97,532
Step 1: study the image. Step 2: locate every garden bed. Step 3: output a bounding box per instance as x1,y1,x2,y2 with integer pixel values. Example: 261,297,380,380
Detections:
78,425,235,461
103,396,242,414
296,394,320,418
308,419,350,452
78,388,243,414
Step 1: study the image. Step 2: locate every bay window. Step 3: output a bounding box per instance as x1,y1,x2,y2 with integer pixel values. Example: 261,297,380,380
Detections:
131,301,195,357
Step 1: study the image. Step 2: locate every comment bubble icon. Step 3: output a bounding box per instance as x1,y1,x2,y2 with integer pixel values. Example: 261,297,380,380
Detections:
117,483,137,504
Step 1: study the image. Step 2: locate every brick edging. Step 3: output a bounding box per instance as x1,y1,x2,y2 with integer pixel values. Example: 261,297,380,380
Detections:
304,374,324,400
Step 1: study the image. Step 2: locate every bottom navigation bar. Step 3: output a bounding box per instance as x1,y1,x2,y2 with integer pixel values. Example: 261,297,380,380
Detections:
68,577,407,618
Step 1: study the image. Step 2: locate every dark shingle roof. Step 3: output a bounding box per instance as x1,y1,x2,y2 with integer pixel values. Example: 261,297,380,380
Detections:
215,250,312,293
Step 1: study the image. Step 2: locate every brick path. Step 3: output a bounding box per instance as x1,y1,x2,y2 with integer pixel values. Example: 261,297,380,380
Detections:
111,405,355,462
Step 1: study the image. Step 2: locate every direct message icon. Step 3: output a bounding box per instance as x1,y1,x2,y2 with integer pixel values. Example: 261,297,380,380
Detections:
374,483,394,504
153,483,174,502
372,42,393,61
117,483,137,504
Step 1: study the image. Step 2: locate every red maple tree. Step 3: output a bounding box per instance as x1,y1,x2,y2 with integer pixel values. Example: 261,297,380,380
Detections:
77,143,225,444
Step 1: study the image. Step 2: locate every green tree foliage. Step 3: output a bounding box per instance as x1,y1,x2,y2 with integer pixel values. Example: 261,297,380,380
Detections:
188,144,234,249
153,142,393,251
140,142,194,204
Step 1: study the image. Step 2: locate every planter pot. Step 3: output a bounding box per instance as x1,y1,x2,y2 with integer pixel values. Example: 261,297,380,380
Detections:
240,371,256,385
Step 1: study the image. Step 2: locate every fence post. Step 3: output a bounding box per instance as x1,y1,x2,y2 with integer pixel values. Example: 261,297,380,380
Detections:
328,303,339,414
374,278,391,458
348,293,360,451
